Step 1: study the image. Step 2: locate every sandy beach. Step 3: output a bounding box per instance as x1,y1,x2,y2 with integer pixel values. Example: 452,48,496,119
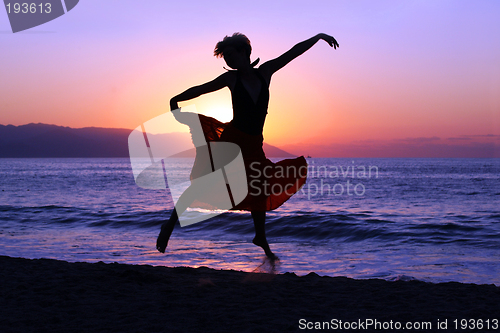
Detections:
1,255,499,332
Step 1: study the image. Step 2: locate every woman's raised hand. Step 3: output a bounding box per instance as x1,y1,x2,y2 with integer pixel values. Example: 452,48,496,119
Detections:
170,98,179,111
318,33,339,49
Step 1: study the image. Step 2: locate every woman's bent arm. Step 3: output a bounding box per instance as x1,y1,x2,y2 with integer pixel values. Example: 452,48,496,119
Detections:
260,33,338,77
170,73,229,110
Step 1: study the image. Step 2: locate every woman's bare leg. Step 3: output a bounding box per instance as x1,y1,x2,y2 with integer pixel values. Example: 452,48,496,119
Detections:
156,208,178,253
251,211,277,259
156,184,199,253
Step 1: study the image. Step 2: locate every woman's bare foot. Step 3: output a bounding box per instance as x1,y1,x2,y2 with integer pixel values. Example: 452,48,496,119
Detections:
252,236,278,260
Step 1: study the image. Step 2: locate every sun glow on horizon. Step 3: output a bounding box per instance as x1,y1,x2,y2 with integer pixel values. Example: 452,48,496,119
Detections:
1,1,498,157
179,89,234,124
201,105,233,123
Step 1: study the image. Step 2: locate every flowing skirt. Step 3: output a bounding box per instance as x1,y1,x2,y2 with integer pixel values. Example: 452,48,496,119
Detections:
190,114,307,211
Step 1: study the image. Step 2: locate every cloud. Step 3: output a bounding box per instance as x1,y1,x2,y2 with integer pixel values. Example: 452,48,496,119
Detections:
394,137,441,144
446,134,500,141
279,136,500,158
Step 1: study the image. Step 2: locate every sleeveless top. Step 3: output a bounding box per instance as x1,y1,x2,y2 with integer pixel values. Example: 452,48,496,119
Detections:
229,69,269,135
192,69,308,212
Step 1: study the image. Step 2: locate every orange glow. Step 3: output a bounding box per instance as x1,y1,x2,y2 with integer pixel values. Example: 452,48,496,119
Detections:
1,1,498,157
179,89,233,124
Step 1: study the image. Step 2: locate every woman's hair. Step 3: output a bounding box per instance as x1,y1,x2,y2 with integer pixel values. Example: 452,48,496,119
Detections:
214,33,259,67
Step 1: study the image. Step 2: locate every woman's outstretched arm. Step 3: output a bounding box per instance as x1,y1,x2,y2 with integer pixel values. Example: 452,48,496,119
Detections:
260,33,339,77
170,72,230,110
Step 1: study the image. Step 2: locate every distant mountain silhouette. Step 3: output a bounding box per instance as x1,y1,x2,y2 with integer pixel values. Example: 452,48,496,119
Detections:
0,123,296,158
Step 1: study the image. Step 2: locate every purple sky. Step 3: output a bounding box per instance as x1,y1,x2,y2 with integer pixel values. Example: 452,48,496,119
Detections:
1,0,499,156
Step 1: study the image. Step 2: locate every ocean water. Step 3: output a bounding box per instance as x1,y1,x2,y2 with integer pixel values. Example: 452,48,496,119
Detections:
0,157,499,285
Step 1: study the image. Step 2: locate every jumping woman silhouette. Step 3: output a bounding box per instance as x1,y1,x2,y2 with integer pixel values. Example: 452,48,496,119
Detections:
156,33,339,259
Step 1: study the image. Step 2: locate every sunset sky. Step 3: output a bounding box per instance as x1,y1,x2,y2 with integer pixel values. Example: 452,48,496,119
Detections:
1,0,499,157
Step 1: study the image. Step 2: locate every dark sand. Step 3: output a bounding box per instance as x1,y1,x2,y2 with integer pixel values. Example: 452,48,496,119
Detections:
1,256,499,332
